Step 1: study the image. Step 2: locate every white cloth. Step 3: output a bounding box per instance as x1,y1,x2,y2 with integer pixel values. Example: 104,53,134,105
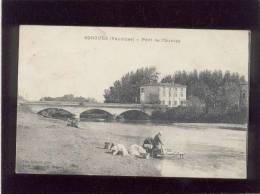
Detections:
111,144,129,156
128,144,147,157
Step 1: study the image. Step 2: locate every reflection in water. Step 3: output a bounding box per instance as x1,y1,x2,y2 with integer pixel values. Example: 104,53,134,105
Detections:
80,109,114,121
116,110,150,121
38,108,73,120
37,110,246,178
78,120,246,178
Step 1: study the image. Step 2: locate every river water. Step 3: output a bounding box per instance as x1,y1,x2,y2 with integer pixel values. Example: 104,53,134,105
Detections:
79,121,247,178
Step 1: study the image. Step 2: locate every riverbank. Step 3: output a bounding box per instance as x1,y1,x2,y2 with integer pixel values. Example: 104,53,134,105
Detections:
16,105,247,178
16,106,161,176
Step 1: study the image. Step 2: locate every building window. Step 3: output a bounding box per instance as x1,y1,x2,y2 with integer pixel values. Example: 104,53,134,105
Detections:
169,88,171,96
181,92,183,97
175,93,178,97
174,101,177,105
162,100,165,105
169,101,171,106
140,88,144,93
162,87,165,96
243,93,246,99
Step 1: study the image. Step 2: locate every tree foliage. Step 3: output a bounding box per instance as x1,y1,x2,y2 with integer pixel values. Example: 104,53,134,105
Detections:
161,70,246,113
103,68,247,123
104,67,159,103
40,94,97,103
151,106,248,124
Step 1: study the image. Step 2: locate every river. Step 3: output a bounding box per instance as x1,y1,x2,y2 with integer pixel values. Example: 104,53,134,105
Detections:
16,106,247,178
78,121,247,178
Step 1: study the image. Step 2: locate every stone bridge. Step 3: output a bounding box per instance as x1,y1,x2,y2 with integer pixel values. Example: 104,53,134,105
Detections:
20,101,163,120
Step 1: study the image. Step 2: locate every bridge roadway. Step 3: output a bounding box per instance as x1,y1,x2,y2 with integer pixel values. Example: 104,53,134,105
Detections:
20,101,164,119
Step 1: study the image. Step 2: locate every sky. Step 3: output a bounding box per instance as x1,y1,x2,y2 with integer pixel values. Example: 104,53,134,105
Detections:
18,26,249,102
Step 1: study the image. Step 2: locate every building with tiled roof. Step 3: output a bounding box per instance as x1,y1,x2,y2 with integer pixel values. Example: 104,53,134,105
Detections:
140,82,187,107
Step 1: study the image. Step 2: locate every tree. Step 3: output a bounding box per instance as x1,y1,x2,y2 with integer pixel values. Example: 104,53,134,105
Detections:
161,75,174,83
39,94,97,103
216,82,240,112
187,95,205,113
189,81,215,113
160,69,246,114
63,94,74,101
104,67,159,103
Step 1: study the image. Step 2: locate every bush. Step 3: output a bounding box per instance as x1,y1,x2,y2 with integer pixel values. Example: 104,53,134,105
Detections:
151,106,247,124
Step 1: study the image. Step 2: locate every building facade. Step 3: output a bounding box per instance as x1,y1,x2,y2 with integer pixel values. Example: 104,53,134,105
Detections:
239,82,248,108
140,83,187,107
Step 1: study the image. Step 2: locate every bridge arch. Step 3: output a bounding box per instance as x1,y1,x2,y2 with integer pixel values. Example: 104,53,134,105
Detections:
37,108,74,120
116,110,150,121
80,109,114,121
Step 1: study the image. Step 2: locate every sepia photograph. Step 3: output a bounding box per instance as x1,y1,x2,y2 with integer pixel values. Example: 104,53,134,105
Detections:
16,26,249,178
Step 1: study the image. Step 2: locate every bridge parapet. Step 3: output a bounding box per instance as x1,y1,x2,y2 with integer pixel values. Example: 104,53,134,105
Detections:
21,101,165,108
20,101,161,118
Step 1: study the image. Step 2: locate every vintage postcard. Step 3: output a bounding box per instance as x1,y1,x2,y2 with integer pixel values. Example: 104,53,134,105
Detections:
16,26,249,178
